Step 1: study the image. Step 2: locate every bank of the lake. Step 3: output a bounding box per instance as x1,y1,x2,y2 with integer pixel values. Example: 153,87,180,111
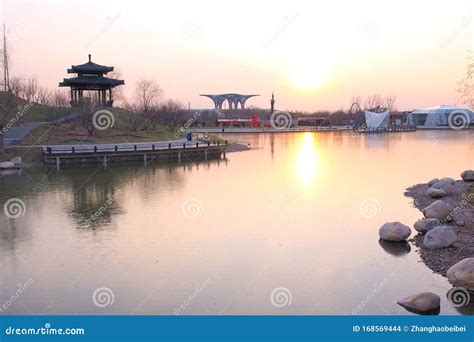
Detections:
405,178,474,276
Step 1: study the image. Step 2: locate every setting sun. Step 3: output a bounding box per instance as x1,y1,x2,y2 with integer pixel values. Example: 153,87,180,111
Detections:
286,57,329,89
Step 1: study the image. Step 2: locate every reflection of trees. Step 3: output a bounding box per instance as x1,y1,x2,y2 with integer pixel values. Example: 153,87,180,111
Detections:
55,159,226,229
59,165,162,230
0,157,228,233
68,183,122,229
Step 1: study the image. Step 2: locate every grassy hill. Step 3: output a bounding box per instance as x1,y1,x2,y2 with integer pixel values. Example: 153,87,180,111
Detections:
1,92,176,146
0,91,73,122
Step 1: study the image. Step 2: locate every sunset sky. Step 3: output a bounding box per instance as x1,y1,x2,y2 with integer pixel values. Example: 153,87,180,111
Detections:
1,0,473,111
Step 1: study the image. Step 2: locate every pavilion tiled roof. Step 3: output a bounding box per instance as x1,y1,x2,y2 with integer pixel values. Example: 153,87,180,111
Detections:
67,54,114,74
59,75,124,88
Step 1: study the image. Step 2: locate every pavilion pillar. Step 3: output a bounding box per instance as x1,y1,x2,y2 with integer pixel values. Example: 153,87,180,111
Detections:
109,89,113,106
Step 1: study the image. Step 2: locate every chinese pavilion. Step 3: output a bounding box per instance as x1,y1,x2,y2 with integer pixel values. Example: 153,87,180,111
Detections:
59,54,124,107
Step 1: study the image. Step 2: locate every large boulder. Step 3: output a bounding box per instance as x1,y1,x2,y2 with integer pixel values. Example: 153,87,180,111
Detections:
422,200,453,221
379,222,411,242
461,170,474,182
447,258,474,288
423,226,457,249
428,178,440,187
427,187,446,198
414,218,442,234
431,179,455,194
397,292,440,315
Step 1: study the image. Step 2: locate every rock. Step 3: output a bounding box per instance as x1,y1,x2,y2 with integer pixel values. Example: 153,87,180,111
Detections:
431,179,455,194
428,178,440,186
379,222,411,242
427,187,446,198
447,258,474,288
422,200,453,221
414,218,442,234
423,226,457,249
461,170,474,182
397,292,440,315
0,161,15,169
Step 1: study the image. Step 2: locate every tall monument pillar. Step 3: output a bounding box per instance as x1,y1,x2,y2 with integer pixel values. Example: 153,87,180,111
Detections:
270,92,275,115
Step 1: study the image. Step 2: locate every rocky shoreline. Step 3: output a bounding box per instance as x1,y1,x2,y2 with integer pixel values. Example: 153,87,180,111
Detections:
377,170,474,314
405,175,474,276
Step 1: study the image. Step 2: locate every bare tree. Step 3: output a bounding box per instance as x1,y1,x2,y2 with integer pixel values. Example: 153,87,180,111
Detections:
385,95,397,111
52,89,69,108
363,94,396,111
154,99,185,128
9,76,24,97
36,86,51,105
135,79,162,112
364,94,384,110
23,77,38,102
458,51,474,108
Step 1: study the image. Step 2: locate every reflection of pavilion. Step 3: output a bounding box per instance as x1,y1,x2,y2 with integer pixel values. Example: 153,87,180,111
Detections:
200,93,259,109
59,54,124,107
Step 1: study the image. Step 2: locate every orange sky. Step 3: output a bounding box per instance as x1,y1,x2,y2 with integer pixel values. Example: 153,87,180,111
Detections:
1,0,473,111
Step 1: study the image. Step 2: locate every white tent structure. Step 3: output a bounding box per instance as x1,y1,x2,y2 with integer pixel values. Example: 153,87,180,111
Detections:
364,110,391,129
407,105,474,128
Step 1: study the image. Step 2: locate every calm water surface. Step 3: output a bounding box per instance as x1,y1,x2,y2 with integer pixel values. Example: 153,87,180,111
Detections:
1,131,473,315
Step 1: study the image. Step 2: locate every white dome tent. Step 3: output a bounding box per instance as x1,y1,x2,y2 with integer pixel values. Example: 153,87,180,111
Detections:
407,105,474,129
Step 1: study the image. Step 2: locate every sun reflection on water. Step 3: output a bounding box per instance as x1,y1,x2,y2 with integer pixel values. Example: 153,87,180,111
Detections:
295,133,319,190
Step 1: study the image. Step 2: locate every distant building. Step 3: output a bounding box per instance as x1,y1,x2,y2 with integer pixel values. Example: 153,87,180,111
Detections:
407,105,474,127
59,54,124,107
200,93,259,109
364,109,391,129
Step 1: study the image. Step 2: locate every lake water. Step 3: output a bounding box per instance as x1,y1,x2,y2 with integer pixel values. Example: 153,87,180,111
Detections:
1,131,473,315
